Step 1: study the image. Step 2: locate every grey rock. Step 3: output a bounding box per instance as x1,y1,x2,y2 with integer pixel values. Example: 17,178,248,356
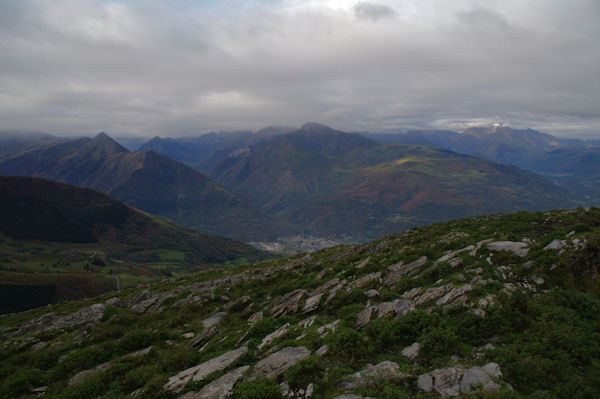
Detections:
309,278,341,296
417,373,433,392
355,306,374,329
430,367,464,397
340,361,403,389
202,312,227,328
298,315,317,328
365,289,380,298
315,345,329,356
333,395,371,399
18,313,57,334
247,311,263,324
302,293,323,314
401,342,421,359
324,280,347,305
414,283,453,306
355,256,371,269
178,365,250,399
68,362,111,387
104,297,125,308
436,284,473,306
401,287,423,299
252,346,311,379
305,382,314,397
394,299,415,316
487,241,529,257
375,301,397,318
270,289,308,317
481,362,502,378
460,364,501,394
49,303,106,330
164,347,248,392
128,291,163,314
258,323,290,351
348,272,381,289
544,239,566,251
189,326,219,347
384,256,427,286
318,320,339,337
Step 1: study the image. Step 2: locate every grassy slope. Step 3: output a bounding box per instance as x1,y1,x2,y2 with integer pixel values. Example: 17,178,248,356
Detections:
0,207,598,398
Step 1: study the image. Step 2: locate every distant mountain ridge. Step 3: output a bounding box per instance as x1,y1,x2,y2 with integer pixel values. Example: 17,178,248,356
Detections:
363,125,600,204
0,133,298,241
207,123,577,241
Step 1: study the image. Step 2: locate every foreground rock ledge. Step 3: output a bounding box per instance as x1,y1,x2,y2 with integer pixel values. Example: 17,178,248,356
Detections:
164,347,248,392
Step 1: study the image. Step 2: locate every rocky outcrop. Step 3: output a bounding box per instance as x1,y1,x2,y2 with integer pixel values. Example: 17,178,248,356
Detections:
45,303,106,331
128,291,166,314
417,363,504,397
302,293,322,314
348,272,381,290
258,323,290,351
384,256,427,286
202,312,227,328
164,347,248,392
188,326,219,348
340,361,403,389
178,365,250,399
270,289,308,317
252,346,311,379
487,241,529,257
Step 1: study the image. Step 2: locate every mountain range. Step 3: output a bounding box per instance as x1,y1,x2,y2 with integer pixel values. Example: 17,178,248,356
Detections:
0,133,297,241
205,123,577,240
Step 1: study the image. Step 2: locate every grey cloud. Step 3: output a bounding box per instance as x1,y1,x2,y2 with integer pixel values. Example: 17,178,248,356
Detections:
354,2,396,21
0,0,598,138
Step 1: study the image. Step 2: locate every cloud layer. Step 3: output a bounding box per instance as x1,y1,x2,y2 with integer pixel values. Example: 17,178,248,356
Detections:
0,0,599,137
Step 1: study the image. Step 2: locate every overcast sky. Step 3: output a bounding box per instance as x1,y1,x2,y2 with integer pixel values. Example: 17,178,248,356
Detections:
1,0,599,138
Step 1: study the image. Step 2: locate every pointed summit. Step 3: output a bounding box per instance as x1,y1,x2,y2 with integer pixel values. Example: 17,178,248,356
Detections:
299,122,336,133
89,132,129,154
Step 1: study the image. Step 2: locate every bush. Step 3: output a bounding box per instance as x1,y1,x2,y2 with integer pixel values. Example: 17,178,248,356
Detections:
232,378,282,399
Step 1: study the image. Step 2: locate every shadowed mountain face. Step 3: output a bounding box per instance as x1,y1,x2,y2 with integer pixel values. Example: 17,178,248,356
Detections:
208,123,577,241
365,126,600,204
0,176,267,265
0,133,298,241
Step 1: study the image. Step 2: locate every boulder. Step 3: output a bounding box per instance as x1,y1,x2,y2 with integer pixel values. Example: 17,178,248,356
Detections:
315,345,329,356
302,293,323,314
252,346,311,379
270,289,308,317
486,241,529,257
164,347,248,392
340,361,403,389
460,365,501,394
401,342,421,359
355,306,374,330
430,367,463,397
374,301,397,318
178,365,250,399
544,239,566,251
365,289,380,298
202,312,227,328
298,315,317,328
